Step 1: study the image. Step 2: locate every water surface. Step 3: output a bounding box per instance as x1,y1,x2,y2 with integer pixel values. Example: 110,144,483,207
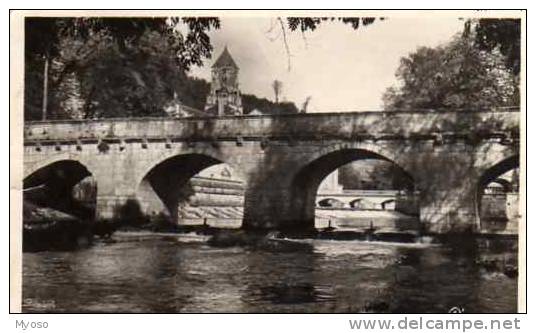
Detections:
22,232,518,313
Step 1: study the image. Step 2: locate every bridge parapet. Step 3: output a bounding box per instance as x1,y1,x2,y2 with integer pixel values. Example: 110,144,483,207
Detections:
24,109,519,144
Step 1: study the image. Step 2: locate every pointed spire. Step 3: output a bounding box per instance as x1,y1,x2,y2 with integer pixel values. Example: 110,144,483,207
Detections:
212,46,238,69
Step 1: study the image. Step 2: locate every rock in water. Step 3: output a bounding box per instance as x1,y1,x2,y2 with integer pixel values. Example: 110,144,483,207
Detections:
23,201,93,251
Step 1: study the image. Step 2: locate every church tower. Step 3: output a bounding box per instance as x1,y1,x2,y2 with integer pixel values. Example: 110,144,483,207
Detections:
204,46,243,116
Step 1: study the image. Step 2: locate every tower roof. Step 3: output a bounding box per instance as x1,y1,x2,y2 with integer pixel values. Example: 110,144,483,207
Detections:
212,46,238,69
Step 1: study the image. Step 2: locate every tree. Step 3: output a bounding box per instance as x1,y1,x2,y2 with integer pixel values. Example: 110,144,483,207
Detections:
339,160,413,191
470,19,521,75
174,76,211,111
241,94,298,115
301,96,312,113
24,17,220,120
24,18,76,120
25,16,386,119
63,30,194,119
272,80,282,103
382,32,517,111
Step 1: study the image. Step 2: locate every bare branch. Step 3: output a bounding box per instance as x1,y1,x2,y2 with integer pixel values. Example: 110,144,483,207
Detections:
301,29,309,49
265,18,276,34
277,17,292,71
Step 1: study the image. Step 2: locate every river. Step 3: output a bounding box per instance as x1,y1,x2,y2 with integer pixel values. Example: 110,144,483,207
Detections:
22,231,518,313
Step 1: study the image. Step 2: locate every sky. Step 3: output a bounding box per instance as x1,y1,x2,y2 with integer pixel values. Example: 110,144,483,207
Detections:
188,17,465,113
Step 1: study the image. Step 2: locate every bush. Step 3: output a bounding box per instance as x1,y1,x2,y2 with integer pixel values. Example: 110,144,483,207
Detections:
114,199,148,226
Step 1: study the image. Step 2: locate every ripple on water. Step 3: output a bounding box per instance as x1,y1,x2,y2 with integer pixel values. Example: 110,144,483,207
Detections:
22,233,518,313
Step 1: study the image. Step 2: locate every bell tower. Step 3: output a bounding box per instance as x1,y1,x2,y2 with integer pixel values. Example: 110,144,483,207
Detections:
204,46,243,116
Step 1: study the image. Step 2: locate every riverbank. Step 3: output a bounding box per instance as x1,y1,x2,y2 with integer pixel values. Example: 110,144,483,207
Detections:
22,198,518,257
23,213,518,253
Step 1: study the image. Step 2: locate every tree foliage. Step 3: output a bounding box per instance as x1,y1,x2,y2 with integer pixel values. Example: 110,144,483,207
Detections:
272,80,282,103
62,30,186,118
173,76,211,111
339,161,413,191
472,18,521,75
382,32,518,111
286,17,381,32
241,94,298,115
24,17,219,120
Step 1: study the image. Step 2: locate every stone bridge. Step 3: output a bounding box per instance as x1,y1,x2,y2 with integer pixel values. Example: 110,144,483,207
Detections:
22,109,520,233
316,190,410,209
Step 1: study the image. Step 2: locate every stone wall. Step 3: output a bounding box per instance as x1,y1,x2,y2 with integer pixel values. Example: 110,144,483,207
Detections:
24,110,519,143
480,192,519,234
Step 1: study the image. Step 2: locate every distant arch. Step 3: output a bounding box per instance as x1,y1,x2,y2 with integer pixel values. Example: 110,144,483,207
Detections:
317,198,345,208
349,198,363,208
488,178,513,193
476,154,520,230
381,199,396,210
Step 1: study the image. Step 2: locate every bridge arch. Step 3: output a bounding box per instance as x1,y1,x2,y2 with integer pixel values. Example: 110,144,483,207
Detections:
134,147,242,188
24,153,96,180
296,141,405,176
489,178,513,193
478,155,519,188
135,152,246,224
317,198,345,208
23,159,97,219
476,154,520,232
349,198,363,209
287,147,416,230
381,199,396,210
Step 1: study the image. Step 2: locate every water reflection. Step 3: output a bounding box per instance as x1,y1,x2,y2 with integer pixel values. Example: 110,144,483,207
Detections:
22,233,517,313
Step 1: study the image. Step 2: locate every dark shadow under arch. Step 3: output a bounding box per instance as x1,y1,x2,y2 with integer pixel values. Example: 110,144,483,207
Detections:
137,153,226,222
23,160,95,219
479,155,519,189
